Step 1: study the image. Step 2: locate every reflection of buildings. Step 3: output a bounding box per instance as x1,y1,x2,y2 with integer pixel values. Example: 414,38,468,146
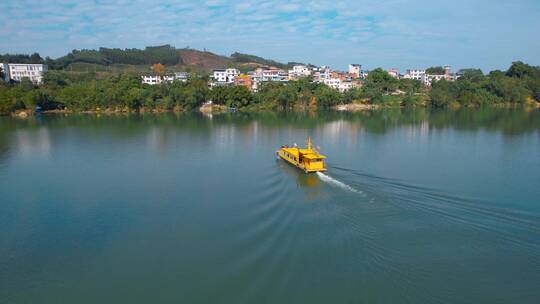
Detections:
13,127,51,158
319,120,362,149
403,120,430,143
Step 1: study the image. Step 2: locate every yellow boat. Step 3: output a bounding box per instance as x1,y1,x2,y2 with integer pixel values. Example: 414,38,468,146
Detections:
276,137,327,173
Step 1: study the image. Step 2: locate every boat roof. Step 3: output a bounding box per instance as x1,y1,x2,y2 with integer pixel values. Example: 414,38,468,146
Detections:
302,153,326,159
281,147,326,159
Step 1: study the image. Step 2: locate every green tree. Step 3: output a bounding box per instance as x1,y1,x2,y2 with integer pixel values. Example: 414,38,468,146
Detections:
426,66,446,75
362,68,399,99
226,86,251,108
460,69,485,82
506,61,540,79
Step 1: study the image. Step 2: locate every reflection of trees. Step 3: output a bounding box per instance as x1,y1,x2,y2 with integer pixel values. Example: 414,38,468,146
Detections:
428,108,540,135
0,108,538,162
79,108,540,137
0,132,9,165
249,108,540,135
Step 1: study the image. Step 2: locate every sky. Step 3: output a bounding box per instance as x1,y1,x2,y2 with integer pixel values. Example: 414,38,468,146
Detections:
1,0,539,72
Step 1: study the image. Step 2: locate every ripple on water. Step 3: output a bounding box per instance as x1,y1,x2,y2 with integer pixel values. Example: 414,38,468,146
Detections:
331,165,540,251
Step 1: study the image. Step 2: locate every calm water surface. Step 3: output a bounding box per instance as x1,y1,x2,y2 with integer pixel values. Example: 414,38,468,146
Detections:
1,109,539,303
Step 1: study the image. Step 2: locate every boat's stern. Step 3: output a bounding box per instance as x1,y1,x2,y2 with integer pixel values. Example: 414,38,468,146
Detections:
303,154,327,173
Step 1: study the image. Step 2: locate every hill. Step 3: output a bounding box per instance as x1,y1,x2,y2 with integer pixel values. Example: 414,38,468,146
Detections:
0,45,299,73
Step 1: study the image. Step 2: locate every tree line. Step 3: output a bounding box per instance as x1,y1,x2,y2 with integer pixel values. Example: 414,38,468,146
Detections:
430,62,540,107
0,62,539,115
0,45,184,70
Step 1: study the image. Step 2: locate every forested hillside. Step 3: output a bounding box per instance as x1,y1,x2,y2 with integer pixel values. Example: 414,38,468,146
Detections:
0,45,291,72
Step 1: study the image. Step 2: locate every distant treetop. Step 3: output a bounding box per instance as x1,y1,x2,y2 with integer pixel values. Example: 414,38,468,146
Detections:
0,53,44,64
426,66,446,75
230,52,290,69
506,61,540,79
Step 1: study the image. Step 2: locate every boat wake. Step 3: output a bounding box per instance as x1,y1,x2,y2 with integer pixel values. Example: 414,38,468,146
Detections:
316,172,362,195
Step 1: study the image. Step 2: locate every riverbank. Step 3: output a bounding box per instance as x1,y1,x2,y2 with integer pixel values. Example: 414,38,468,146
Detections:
333,100,540,112
6,101,540,119
334,103,381,111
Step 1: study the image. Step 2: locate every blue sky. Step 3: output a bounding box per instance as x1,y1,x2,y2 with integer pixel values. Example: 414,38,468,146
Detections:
1,0,539,72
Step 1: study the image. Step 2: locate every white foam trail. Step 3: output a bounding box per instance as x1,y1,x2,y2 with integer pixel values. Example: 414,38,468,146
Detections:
316,172,362,194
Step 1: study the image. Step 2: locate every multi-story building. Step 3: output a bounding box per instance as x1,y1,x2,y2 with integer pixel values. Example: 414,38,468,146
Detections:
323,78,358,93
0,63,7,82
421,74,457,86
142,75,163,85
260,68,288,82
247,71,259,91
348,64,361,78
247,68,289,92
212,68,240,85
404,69,425,81
226,68,240,82
312,66,331,83
141,72,190,85
330,71,348,81
421,66,458,86
403,66,460,85
288,65,311,79
173,72,189,82
2,63,48,84
212,69,228,83
234,74,253,91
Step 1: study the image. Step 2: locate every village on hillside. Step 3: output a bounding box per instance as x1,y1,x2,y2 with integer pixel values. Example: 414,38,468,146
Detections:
0,60,461,94
141,64,462,92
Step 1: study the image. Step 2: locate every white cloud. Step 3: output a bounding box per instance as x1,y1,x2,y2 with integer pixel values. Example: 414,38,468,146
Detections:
0,0,538,71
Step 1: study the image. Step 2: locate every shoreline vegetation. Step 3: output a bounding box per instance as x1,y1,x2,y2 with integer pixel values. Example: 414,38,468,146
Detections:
9,99,538,119
1,48,540,117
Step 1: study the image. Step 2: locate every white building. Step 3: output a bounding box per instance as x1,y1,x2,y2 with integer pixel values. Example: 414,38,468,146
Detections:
324,78,340,89
0,63,7,82
288,65,311,79
142,75,162,85
212,69,227,82
253,68,288,82
421,66,459,86
359,70,369,79
225,68,240,82
338,81,354,92
323,78,356,92
247,68,289,92
212,68,240,84
348,64,361,77
422,73,458,86
2,63,48,84
173,72,189,81
142,72,190,85
312,65,331,80
404,69,425,81
313,65,331,72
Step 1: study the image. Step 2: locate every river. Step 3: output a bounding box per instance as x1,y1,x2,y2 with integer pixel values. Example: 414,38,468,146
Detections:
1,108,539,303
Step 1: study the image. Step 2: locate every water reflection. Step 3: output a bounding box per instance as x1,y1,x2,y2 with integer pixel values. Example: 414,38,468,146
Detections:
0,108,538,166
18,127,51,157
276,159,322,200
1,108,539,303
